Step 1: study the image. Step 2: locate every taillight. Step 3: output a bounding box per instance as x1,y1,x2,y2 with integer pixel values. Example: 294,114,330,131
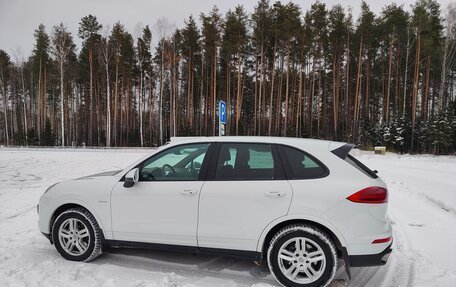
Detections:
372,237,392,244
347,186,388,204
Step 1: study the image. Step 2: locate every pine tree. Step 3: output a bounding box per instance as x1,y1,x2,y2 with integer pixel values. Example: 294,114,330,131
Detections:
353,2,375,141
222,5,248,135
51,23,75,146
31,24,50,143
181,16,200,134
252,0,272,136
0,50,11,145
201,6,222,136
109,22,125,146
78,15,101,146
42,118,55,146
328,5,348,140
137,25,152,146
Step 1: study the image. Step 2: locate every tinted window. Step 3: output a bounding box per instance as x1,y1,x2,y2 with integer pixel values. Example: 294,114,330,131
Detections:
279,146,327,179
215,143,277,180
140,143,209,181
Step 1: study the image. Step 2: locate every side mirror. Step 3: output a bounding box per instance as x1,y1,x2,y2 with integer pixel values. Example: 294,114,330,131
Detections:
124,168,139,188
193,161,202,169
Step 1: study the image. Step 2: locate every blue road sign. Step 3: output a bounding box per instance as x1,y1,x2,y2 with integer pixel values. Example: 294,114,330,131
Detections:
219,101,226,124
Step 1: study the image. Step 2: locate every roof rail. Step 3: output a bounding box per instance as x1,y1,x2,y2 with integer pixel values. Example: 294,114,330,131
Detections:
170,137,202,142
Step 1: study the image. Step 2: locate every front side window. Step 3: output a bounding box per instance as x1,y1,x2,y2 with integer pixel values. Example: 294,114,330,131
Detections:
140,143,209,181
215,143,278,180
279,145,327,179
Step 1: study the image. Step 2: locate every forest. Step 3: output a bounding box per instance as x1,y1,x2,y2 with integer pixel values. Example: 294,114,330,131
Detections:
1,0,456,154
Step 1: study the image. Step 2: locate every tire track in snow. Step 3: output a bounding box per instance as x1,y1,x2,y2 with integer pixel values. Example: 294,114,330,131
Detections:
349,265,384,287
3,206,36,220
380,216,416,287
366,161,456,215
98,251,278,286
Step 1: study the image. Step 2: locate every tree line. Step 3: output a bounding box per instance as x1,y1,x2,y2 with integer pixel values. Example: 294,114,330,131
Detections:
1,0,456,154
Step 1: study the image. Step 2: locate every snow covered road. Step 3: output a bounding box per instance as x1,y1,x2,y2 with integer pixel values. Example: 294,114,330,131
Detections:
1,148,455,287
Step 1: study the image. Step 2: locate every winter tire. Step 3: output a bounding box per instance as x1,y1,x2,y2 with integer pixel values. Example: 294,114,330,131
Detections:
267,224,337,287
52,208,102,262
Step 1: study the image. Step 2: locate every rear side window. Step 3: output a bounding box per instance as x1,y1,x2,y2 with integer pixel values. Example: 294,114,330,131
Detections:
345,154,378,178
278,145,328,179
215,143,280,180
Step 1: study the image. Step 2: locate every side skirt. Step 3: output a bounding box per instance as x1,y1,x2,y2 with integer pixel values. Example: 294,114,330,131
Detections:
104,240,262,261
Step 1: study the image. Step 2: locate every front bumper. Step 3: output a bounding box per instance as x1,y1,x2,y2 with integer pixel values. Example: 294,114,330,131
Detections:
348,242,393,267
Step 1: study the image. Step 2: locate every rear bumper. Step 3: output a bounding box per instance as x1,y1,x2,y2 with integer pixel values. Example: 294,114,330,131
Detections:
348,242,393,267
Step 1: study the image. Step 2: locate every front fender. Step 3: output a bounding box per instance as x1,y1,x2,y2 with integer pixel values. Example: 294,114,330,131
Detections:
40,177,117,240
51,198,111,239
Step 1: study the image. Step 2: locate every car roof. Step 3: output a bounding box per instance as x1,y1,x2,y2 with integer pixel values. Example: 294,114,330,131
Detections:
169,136,345,151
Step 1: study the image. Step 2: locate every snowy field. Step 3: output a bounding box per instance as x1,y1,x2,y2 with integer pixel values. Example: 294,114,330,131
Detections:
1,148,456,287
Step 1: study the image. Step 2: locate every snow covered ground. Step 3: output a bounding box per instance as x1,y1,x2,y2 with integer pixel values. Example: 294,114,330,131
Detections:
0,148,455,287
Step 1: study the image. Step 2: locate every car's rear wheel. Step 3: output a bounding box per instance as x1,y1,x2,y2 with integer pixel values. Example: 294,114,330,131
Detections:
267,225,337,287
52,208,102,262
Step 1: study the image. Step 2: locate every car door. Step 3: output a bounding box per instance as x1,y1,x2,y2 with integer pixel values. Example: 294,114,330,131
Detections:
198,142,293,251
111,142,213,246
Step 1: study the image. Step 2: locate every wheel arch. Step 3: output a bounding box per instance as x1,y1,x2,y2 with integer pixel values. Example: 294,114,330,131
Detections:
49,201,106,243
258,216,348,260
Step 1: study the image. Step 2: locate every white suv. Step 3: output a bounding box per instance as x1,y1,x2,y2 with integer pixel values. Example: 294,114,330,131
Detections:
38,137,392,287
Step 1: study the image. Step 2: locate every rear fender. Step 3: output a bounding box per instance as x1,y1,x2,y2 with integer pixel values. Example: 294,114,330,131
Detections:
256,214,349,254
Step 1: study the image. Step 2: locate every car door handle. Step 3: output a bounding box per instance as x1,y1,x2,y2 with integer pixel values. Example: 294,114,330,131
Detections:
265,191,286,198
180,189,198,196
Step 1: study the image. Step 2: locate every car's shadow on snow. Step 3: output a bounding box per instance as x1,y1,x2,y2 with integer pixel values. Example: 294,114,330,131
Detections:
91,248,378,286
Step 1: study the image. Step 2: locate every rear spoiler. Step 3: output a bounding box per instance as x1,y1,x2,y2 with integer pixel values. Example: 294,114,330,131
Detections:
331,143,355,159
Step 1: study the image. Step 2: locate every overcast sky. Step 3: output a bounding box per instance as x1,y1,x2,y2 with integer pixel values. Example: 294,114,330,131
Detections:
0,0,452,60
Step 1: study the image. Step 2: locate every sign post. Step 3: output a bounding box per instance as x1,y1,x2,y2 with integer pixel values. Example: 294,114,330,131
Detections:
219,100,226,136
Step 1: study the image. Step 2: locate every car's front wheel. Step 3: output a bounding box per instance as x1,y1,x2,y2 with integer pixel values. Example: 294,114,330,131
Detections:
52,208,102,262
267,225,337,287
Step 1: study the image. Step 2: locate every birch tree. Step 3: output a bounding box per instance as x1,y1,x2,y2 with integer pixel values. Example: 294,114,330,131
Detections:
100,26,112,147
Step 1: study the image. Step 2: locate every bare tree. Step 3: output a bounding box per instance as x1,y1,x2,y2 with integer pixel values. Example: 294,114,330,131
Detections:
52,23,74,146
